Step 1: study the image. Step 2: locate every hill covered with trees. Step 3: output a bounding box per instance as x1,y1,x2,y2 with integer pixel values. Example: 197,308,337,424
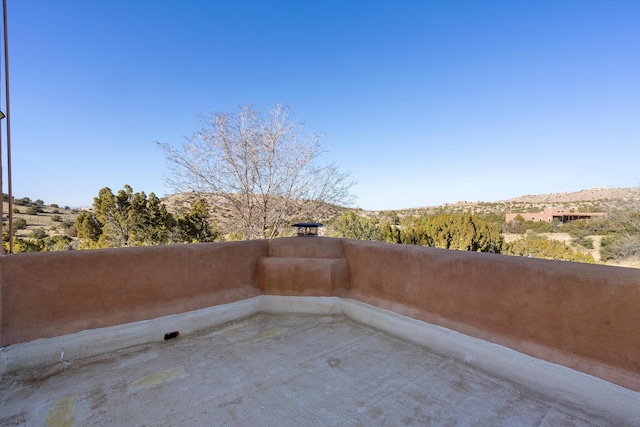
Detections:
75,185,219,249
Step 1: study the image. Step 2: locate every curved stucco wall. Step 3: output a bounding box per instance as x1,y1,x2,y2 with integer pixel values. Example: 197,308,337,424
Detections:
1,237,638,391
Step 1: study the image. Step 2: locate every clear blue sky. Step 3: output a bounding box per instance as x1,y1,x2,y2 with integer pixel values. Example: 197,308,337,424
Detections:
5,0,640,210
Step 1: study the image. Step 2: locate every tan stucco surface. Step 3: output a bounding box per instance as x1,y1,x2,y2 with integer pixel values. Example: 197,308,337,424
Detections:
0,241,266,345
342,240,640,391
1,237,639,391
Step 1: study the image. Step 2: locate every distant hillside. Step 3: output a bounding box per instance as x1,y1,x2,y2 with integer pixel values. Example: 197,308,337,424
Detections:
395,187,640,218
502,187,640,204
2,199,78,249
4,186,638,246
161,191,349,234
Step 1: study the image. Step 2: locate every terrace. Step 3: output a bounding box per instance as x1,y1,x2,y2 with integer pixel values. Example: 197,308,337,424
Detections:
1,237,639,425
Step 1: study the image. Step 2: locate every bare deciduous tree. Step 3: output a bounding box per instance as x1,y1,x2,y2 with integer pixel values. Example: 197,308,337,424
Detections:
158,105,355,239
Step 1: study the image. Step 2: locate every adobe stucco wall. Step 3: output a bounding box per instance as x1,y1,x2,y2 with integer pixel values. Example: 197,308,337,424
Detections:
0,240,266,346
1,237,639,391
342,239,640,392
258,237,348,296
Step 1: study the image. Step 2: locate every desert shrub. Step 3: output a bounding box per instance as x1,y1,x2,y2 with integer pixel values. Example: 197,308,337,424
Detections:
65,224,77,238
34,199,45,205
51,215,62,222
225,231,244,241
380,210,401,225
600,233,640,261
29,228,48,239
27,205,43,215
13,217,27,230
579,236,594,249
12,207,20,214
527,220,553,233
60,220,77,237
504,233,595,263
4,237,44,253
503,215,556,234
569,228,594,249
478,212,505,225
50,203,59,208
600,235,616,261
502,215,527,234
44,235,74,251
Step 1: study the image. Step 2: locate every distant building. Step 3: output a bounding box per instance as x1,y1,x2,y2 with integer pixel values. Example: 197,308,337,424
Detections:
505,208,607,223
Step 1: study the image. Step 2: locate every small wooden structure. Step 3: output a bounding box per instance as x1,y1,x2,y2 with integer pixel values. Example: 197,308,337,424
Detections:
292,222,322,237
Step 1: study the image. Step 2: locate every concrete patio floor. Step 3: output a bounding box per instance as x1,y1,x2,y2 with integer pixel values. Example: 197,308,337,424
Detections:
0,313,616,426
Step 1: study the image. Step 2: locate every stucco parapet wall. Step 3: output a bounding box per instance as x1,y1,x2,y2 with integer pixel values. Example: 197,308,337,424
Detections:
341,239,640,392
1,237,639,392
2,296,638,426
0,240,267,346
258,237,349,296
267,236,345,258
258,257,349,296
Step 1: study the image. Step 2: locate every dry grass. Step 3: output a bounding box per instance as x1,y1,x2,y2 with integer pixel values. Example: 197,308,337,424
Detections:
3,202,78,239
397,187,640,218
503,187,640,204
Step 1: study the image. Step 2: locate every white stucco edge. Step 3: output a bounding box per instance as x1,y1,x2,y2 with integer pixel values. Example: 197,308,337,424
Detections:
335,297,639,426
1,295,638,425
0,296,262,375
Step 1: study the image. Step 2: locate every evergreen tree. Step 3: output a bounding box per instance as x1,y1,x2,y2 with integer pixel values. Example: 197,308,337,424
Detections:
332,211,502,253
76,211,103,249
175,199,220,243
331,211,381,241
76,185,219,249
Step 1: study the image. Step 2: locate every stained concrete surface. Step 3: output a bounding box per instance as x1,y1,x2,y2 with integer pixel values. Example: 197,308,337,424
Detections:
0,314,615,426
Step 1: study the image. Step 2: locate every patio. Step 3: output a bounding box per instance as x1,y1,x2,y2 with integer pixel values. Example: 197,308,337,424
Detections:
0,312,613,426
